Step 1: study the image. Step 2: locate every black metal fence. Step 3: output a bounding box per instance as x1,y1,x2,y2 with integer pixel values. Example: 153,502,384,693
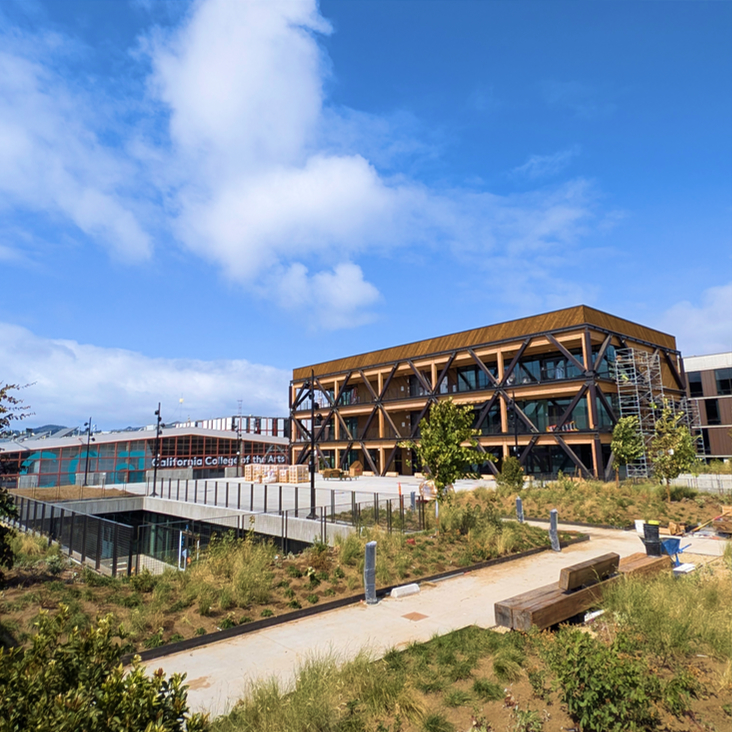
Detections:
8,495,135,577
145,477,426,534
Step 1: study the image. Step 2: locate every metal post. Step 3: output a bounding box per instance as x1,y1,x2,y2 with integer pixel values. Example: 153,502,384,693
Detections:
550,509,560,552
112,523,120,577
351,492,356,523
250,483,254,511
185,479,189,502
68,511,75,557
177,479,181,500
95,518,102,571
387,500,392,533
331,489,335,522
204,481,208,505
214,482,218,506
279,484,283,515
295,485,299,517
194,481,198,504
400,495,404,528
374,493,379,526
237,484,241,510
264,484,268,513
81,514,88,563
516,496,524,523
364,541,377,605
226,482,229,508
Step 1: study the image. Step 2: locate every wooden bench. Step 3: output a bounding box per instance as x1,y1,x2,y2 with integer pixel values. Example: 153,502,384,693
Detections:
494,552,672,632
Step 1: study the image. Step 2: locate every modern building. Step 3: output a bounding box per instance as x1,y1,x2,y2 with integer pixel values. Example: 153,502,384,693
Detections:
683,352,732,462
290,305,689,480
0,415,289,489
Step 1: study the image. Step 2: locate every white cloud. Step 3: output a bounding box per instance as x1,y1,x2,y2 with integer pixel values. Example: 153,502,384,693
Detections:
660,282,732,356
512,146,580,180
0,33,152,260
0,0,614,330
0,322,289,429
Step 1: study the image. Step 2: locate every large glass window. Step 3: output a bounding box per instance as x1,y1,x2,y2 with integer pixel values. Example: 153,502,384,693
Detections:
344,417,359,439
705,399,721,426
688,371,703,398
455,365,494,392
409,373,431,397
715,368,732,396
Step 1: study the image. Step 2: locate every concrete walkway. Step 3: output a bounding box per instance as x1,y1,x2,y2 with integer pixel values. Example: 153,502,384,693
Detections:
144,525,727,719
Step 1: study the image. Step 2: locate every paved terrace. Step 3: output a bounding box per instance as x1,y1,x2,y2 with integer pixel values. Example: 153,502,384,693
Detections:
143,521,727,719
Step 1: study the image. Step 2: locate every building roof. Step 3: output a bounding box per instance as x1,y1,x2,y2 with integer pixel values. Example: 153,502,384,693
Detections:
293,305,677,380
683,352,732,372
0,425,288,455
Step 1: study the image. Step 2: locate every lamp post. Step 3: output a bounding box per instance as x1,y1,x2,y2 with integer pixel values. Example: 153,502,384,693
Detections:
306,369,322,520
233,416,243,478
82,417,94,486
151,403,164,497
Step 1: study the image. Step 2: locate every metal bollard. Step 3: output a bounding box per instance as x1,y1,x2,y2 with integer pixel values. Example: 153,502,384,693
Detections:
410,491,416,511
516,496,524,523
364,541,377,605
549,509,560,552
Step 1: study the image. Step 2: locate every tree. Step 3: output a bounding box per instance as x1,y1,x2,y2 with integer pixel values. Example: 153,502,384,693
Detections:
495,455,525,494
650,406,698,498
0,382,30,584
610,416,645,487
0,607,209,731
401,398,493,501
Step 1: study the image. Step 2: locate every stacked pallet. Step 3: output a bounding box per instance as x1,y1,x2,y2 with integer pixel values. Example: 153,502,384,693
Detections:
495,552,672,632
288,464,309,483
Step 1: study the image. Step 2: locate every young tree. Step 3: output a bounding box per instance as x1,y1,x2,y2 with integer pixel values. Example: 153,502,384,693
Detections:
0,607,209,731
650,406,698,499
610,415,645,487
496,455,525,494
0,382,30,584
401,398,493,501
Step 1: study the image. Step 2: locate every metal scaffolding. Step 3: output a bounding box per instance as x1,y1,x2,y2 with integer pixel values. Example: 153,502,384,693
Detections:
612,348,702,477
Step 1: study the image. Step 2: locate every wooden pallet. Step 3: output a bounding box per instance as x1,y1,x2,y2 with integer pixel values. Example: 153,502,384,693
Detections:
494,552,671,632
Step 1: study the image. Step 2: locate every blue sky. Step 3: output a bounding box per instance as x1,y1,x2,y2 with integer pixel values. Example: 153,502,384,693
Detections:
0,0,730,429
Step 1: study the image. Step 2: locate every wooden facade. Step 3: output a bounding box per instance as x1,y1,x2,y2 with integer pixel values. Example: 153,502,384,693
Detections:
290,306,684,479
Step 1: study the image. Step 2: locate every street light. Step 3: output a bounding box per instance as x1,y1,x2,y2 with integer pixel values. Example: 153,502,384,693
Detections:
82,417,95,486
233,416,243,478
305,369,322,520
151,403,164,497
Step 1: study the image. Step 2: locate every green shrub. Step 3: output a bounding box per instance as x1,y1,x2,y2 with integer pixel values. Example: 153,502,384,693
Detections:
287,565,303,578
45,554,66,576
496,456,525,494
143,627,165,649
195,627,206,636
219,614,238,630
130,567,157,593
306,594,319,604
260,608,274,618
0,608,208,731
541,628,659,732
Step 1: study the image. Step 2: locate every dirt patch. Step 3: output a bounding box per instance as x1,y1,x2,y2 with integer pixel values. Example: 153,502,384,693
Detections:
10,486,135,501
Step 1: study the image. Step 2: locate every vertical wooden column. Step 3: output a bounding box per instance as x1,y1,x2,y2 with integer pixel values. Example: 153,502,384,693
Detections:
431,362,438,391
498,350,508,434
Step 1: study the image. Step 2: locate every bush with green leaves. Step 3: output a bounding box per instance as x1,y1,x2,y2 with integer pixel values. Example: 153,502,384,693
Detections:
496,456,525,494
0,606,208,732
540,628,660,731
